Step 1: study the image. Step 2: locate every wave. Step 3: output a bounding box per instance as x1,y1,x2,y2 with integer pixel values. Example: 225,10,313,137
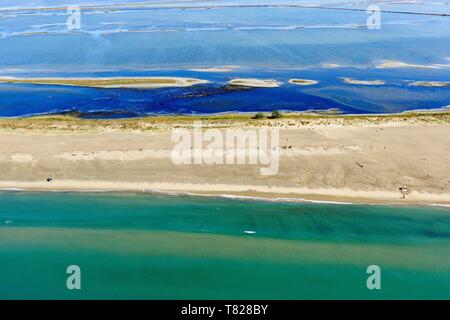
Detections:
0,186,357,205
217,193,355,205
428,203,450,208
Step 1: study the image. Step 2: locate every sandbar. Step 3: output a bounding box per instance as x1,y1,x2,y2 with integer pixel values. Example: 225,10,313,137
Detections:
376,60,440,69
289,79,319,86
340,77,385,85
228,78,281,88
409,81,450,88
0,76,209,88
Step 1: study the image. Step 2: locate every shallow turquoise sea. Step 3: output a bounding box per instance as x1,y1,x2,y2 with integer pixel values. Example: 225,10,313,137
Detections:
0,192,449,299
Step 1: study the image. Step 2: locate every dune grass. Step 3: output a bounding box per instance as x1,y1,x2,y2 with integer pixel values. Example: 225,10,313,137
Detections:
0,111,449,132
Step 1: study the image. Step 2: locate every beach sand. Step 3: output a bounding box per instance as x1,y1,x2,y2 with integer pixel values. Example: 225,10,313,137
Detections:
0,113,449,205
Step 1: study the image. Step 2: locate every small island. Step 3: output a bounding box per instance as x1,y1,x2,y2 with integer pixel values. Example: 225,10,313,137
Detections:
228,78,281,88
340,77,385,85
289,79,319,86
0,76,209,88
409,81,450,87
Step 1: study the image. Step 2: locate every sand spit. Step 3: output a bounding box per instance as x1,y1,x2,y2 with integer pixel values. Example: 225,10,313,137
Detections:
228,78,281,88
322,63,341,69
0,76,209,88
340,77,385,85
189,66,239,72
376,60,441,69
409,81,450,88
289,79,319,86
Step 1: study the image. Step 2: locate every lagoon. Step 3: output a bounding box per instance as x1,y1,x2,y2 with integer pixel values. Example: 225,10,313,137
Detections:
0,1,449,117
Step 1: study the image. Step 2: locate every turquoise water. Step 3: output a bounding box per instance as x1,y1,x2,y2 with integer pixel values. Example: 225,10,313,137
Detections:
0,192,449,299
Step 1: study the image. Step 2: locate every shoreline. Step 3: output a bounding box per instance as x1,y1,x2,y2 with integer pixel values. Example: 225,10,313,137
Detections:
2,180,450,207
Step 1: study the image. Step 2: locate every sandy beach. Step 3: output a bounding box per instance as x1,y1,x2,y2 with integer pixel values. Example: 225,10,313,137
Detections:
0,112,449,205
